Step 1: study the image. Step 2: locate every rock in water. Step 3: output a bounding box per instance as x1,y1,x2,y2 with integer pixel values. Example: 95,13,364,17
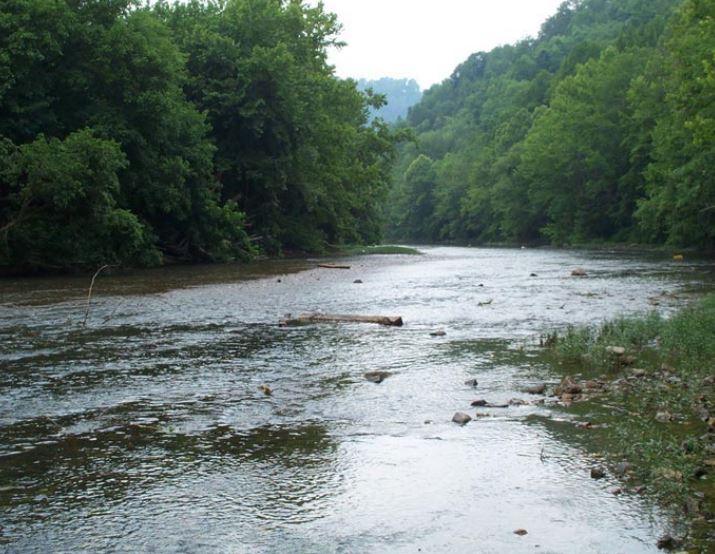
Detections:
452,412,472,426
590,467,606,479
430,330,447,337
364,371,392,383
464,378,479,388
523,383,546,395
571,268,588,277
259,384,272,396
656,534,680,550
514,529,528,536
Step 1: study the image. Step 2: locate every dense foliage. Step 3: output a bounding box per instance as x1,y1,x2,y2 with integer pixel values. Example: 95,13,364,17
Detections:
0,0,398,272
356,78,423,123
388,0,715,250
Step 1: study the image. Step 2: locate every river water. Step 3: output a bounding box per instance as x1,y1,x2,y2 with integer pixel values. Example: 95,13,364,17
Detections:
1,246,713,553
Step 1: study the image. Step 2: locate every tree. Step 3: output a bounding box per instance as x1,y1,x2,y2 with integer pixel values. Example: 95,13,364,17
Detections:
0,130,154,270
637,0,715,248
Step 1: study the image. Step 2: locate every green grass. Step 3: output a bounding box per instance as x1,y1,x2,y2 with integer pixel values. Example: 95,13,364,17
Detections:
546,294,715,548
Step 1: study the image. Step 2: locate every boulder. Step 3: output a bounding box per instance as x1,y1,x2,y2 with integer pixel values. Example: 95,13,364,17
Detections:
452,412,472,426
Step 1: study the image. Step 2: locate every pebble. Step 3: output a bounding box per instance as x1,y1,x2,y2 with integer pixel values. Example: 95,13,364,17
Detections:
655,411,672,423
613,462,634,476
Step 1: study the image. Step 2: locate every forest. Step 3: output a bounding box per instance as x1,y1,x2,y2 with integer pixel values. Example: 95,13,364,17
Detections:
387,0,715,250
2,0,714,274
0,0,399,272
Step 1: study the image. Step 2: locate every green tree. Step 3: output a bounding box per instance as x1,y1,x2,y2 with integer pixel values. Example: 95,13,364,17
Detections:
0,130,153,270
637,0,715,248
518,47,647,243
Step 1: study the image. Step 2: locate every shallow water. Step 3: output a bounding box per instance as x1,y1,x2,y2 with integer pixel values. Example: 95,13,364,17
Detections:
1,246,713,553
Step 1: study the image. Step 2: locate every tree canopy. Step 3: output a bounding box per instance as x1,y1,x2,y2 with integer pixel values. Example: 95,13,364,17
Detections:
0,0,399,272
388,0,714,251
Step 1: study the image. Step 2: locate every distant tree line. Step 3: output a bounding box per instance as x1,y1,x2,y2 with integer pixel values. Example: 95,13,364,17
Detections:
387,0,715,250
0,0,399,272
356,78,422,124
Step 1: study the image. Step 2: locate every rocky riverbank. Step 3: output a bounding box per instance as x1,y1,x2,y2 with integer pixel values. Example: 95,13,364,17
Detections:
543,293,715,551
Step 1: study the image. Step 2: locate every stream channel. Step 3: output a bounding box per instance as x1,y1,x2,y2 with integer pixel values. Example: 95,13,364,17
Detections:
1,246,714,553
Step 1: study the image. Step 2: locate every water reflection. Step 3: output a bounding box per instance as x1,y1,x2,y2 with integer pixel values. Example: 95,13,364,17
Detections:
1,247,713,552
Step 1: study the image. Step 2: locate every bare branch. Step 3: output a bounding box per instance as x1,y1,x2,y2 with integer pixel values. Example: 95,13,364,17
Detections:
82,265,117,327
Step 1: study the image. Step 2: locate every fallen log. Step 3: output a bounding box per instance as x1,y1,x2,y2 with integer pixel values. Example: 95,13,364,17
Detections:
279,312,403,327
317,264,351,270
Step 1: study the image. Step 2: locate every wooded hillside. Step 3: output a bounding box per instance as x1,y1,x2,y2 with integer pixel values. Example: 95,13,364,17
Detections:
388,0,715,250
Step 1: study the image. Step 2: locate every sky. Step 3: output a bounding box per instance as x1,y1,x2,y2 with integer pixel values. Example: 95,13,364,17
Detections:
309,0,567,90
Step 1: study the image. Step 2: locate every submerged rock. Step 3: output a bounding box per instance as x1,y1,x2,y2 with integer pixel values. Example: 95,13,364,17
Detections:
523,383,546,395
591,467,606,479
364,371,392,383
571,268,588,277
464,378,479,388
471,399,488,407
259,384,272,396
452,412,472,426
430,330,447,337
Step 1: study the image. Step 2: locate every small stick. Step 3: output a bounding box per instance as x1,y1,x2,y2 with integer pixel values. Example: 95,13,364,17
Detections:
317,264,351,270
82,264,115,326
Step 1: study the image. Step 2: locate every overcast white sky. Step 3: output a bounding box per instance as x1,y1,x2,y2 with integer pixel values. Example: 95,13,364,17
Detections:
310,0,566,89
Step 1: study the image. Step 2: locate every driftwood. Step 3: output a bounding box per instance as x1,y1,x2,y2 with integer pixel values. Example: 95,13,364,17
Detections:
280,312,403,327
317,264,351,270
82,264,116,326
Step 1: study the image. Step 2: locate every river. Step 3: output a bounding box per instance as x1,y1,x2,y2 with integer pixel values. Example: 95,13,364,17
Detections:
1,246,713,553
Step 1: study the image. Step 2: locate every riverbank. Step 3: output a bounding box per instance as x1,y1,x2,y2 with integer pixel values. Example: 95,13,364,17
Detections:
545,293,715,550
